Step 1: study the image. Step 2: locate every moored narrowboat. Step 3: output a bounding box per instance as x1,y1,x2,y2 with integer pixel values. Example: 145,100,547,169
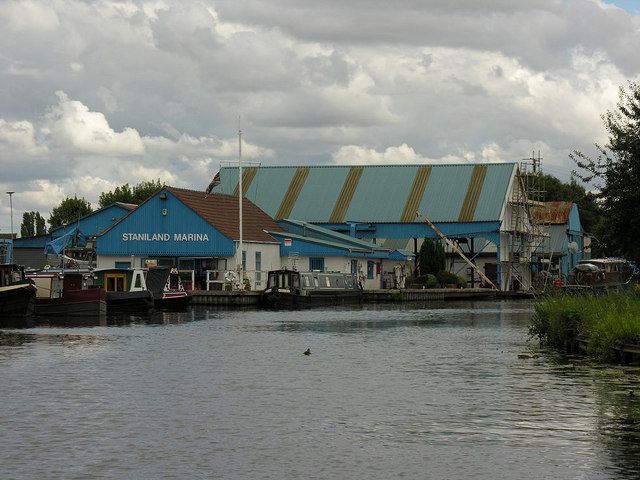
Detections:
93,268,154,313
0,264,37,321
564,258,639,293
144,267,191,309
261,269,362,308
26,270,106,316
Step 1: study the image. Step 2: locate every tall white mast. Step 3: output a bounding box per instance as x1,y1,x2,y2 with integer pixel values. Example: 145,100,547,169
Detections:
238,118,244,284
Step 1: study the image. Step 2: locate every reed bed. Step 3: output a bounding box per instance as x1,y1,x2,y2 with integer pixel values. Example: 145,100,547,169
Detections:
530,291,640,361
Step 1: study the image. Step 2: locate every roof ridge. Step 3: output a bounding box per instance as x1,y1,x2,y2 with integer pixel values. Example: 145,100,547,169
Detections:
220,162,517,169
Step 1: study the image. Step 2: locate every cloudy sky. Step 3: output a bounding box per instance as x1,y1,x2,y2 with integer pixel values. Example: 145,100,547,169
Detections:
1,0,640,233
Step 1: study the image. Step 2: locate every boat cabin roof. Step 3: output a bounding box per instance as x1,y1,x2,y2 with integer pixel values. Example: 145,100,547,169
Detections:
577,258,627,266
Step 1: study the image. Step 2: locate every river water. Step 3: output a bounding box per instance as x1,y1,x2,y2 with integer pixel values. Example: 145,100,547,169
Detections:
2,300,640,479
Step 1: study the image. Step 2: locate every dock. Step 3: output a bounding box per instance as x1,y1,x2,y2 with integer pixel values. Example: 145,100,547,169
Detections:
190,288,502,306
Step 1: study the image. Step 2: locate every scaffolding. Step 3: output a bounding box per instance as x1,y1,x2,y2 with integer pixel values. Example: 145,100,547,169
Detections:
503,152,550,291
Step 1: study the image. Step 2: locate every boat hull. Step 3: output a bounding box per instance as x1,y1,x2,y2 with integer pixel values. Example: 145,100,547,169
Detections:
0,283,36,318
261,290,363,308
106,291,154,313
153,292,192,309
34,288,107,317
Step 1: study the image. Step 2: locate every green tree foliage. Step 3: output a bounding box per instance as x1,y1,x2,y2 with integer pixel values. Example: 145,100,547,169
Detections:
571,81,640,262
48,196,93,231
419,238,446,276
98,179,163,208
20,211,47,237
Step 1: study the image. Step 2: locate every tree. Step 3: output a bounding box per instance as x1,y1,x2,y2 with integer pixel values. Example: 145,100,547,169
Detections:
48,196,93,231
20,211,47,237
571,81,640,263
419,238,446,276
98,179,163,208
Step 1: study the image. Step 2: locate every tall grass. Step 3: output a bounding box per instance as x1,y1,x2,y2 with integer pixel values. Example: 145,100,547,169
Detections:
530,291,640,361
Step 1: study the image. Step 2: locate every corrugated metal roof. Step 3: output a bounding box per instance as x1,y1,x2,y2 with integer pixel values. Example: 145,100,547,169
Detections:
212,163,516,223
531,201,573,225
167,187,280,243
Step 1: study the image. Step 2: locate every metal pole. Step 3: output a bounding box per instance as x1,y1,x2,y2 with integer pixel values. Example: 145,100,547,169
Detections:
238,119,244,286
6,191,14,264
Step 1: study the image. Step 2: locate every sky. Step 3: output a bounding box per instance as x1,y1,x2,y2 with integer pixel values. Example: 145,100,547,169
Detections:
1,0,640,234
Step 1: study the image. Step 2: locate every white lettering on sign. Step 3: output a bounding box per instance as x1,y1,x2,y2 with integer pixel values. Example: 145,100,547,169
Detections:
173,233,209,241
122,233,209,242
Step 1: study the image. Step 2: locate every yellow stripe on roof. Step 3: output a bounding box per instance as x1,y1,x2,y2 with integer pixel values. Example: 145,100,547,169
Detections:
232,167,258,197
400,165,432,222
275,167,310,220
458,164,488,222
329,166,364,223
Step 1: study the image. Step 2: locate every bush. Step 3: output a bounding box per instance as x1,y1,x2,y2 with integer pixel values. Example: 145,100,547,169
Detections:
436,270,459,287
456,275,467,288
425,274,438,288
530,291,640,361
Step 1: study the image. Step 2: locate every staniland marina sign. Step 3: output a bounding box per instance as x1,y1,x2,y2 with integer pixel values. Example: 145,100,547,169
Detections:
122,233,210,242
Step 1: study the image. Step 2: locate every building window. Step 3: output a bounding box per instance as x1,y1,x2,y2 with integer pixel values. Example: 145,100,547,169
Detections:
115,261,131,269
242,250,247,272
351,259,358,274
367,261,375,279
309,257,325,271
255,252,262,284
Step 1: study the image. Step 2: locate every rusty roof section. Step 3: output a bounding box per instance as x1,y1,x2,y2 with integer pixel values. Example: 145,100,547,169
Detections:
458,164,488,221
400,165,432,222
167,187,279,243
275,166,310,220
329,166,364,223
531,201,573,225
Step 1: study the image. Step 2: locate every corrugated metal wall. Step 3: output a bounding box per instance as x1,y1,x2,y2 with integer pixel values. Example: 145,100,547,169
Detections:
97,191,235,257
51,204,131,238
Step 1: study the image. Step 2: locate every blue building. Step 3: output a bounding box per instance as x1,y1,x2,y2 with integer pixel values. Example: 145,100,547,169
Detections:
267,219,415,289
0,234,15,263
12,202,136,269
532,201,586,282
96,187,282,290
210,163,537,290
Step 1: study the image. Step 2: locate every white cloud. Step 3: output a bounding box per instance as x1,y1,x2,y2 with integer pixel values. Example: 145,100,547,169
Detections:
331,144,433,164
44,91,145,155
1,0,640,231
0,119,48,156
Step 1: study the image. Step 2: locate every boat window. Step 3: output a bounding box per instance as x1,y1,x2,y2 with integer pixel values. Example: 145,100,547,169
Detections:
292,274,300,289
170,273,179,289
313,276,319,288
345,276,353,288
318,275,331,288
335,276,344,288
107,277,116,292
302,275,311,287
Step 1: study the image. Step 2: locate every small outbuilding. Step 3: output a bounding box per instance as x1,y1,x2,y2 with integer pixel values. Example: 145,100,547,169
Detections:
531,201,585,283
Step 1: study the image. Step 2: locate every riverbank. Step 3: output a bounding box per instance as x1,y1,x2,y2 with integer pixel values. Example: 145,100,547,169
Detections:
529,291,640,362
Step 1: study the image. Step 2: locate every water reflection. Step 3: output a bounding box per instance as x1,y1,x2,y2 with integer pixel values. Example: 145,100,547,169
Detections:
3,301,640,479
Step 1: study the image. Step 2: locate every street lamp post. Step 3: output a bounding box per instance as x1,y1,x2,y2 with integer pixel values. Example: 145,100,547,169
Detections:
6,191,14,264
